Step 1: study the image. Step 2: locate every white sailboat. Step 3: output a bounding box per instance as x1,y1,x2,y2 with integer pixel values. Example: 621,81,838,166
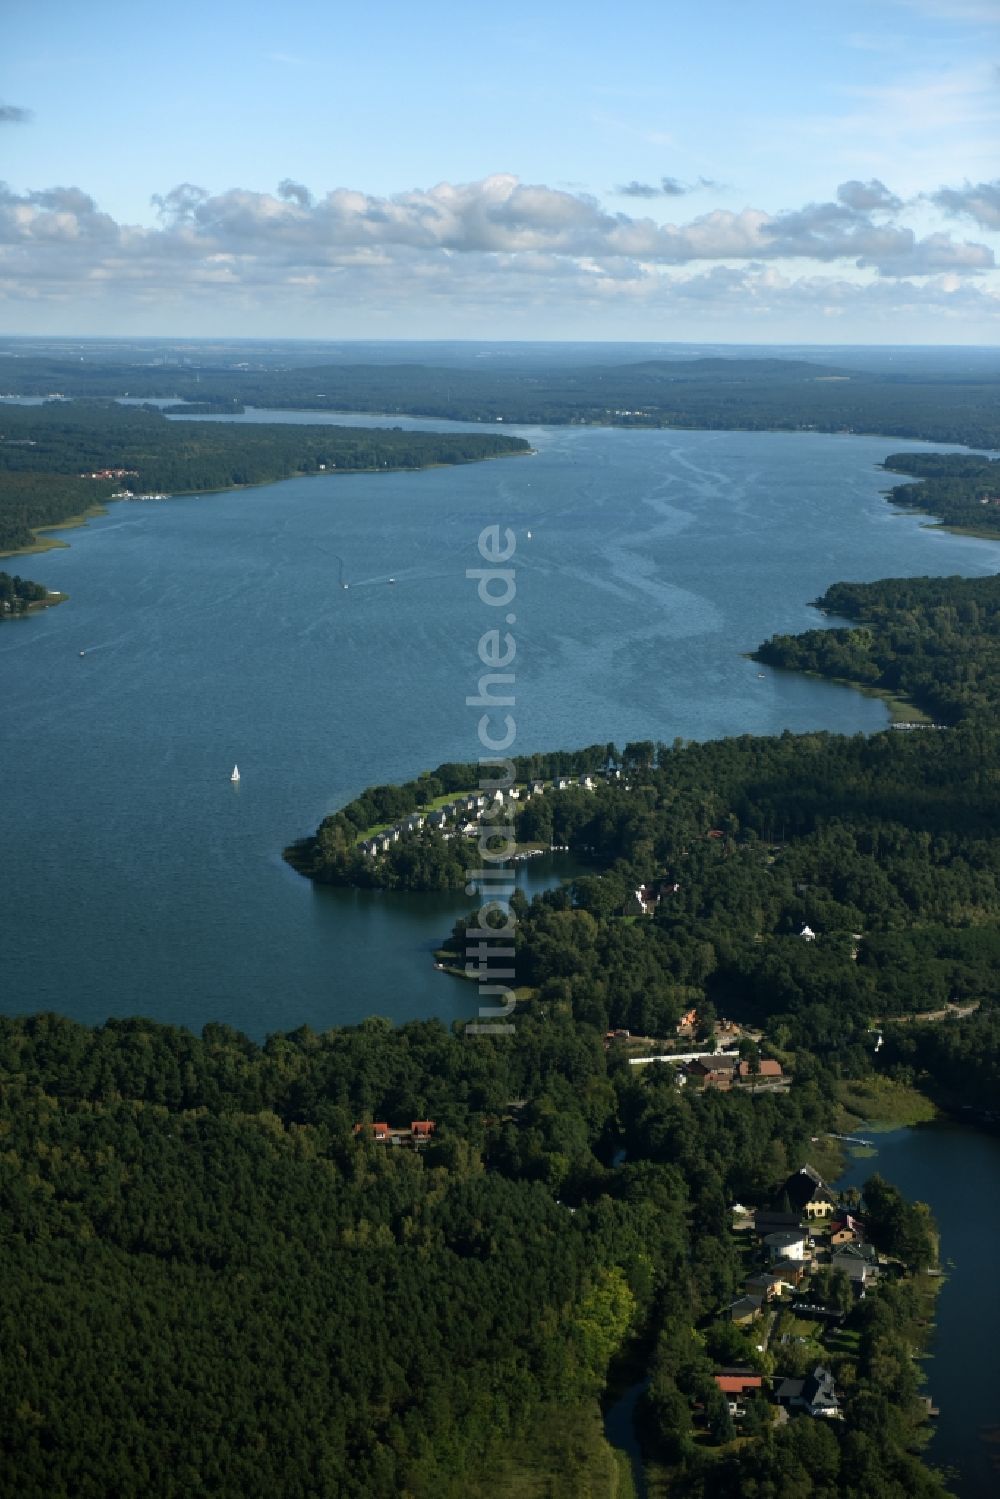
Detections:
230,765,240,783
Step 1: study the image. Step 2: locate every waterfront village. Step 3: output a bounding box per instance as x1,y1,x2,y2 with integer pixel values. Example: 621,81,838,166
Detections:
355,768,612,861
707,1163,940,1429
344,1127,938,1433
360,768,811,1082
352,773,942,1438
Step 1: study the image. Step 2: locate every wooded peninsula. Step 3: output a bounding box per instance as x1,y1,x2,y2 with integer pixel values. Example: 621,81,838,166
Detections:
0,399,529,556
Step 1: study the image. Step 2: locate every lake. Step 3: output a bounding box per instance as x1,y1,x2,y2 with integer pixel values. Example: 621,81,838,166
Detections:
3,420,1000,1038
837,1122,1000,1499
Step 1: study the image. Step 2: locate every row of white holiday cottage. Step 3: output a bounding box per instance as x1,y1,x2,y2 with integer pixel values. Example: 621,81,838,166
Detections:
357,773,612,858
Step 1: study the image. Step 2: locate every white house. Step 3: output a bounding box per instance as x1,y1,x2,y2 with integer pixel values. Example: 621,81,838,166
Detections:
763,1230,809,1263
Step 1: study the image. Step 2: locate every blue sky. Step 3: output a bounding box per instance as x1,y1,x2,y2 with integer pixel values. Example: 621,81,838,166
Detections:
2,0,999,341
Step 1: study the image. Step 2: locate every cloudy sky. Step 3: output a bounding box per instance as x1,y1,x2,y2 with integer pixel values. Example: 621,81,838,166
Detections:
2,0,999,342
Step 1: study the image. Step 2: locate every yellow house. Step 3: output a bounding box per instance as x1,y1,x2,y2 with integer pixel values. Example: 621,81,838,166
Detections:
785,1165,837,1219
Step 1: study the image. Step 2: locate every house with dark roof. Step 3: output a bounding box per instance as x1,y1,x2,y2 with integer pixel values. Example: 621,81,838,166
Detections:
790,1300,847,1325
687,1055,740,1090
783,1164,837,1219
831,1243,880,1292
728,1294,763,1325
776,1364,840,1419
626,882,662,917
755,1208,803,1238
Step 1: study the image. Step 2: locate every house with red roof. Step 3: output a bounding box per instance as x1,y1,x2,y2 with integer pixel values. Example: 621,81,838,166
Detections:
713,1370,763,1417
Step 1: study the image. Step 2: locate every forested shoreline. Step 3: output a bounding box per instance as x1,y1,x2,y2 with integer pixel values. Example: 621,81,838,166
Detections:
5,349,1000,447
754,572,1000,723
881,451,1000,536
0,400,529,555
268,579,1000,1490
0,1008,951,1498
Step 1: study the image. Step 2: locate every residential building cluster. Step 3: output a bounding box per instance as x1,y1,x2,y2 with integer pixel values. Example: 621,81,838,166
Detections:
710,1166,890,1429
352,1120,436,1147
356,772,613,859
686,1054,784,1089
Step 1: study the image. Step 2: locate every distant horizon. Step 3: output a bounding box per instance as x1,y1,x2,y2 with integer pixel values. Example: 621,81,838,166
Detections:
2,334,999,352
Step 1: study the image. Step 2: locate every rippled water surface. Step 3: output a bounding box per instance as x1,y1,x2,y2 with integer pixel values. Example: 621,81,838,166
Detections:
4,420,998,1036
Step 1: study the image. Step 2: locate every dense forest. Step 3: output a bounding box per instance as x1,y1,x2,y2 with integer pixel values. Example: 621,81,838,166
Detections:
883,1004,1000,1116
0,1010,949,1498
5,348,1000,447
0,400,528,552
459,725,1000,1050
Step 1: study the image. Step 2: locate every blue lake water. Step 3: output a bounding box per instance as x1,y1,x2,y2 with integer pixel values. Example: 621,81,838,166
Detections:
3,420,999,1038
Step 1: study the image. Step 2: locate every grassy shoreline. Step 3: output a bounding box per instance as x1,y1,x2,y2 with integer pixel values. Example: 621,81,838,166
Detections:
0,504,110,559
836,1075,938,1133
